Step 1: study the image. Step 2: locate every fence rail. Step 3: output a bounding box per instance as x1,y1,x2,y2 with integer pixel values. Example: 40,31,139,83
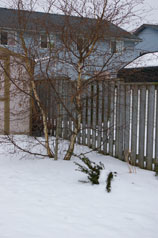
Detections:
32,78,158,171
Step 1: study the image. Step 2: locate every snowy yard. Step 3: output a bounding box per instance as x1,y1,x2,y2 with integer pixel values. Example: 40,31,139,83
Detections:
0,136,158,238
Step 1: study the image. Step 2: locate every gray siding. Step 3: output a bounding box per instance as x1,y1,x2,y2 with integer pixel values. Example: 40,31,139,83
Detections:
136,28,158,54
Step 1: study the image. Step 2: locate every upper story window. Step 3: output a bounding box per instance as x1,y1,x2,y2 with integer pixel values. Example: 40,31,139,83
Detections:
40,34,55,49
111,40,124,53
0,31,17,46
41,35,47,48
111,41,116,53
1,31,8,45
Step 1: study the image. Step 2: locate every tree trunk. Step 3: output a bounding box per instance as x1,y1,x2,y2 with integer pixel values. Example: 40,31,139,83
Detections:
54,103,60,160
19,31,54,159
31,80,54,158
64,62,82,160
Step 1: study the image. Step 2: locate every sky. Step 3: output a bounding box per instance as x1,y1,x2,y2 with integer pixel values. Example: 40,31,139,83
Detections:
129,0,158,31
0,0,157,31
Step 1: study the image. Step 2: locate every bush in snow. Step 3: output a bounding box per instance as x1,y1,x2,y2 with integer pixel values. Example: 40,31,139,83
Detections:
74,154,105,185
106,172,117,193
155,163,158,176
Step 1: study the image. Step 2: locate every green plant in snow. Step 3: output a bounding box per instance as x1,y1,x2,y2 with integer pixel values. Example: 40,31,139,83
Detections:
155,163,158,176
74,154,105,185
106,171,117,193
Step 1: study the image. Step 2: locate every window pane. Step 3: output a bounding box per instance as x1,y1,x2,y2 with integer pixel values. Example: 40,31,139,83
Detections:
116,41,124,52
41,35,47,48
111,41,116,53
1,32,8,45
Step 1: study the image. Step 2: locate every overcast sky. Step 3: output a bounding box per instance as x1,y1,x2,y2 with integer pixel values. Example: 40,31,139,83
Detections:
143,0,158,23
0,0,157,31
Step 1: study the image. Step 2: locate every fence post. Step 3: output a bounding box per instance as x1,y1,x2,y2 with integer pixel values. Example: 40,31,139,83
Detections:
146,85,155,170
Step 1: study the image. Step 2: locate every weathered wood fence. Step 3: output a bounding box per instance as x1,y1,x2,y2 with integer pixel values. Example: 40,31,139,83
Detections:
32,78,158,171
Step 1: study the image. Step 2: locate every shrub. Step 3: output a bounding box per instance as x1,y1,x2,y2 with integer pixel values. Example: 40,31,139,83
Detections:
74,154,105,185
106,172,117,193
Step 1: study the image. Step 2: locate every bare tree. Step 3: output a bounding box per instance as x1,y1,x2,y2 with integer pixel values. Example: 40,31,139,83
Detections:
44,0,143,160
0,0,143,159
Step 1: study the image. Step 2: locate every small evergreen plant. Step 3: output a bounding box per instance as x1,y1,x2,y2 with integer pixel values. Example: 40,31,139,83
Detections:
106,172,117,193
155,163,158,176
74,154,105,185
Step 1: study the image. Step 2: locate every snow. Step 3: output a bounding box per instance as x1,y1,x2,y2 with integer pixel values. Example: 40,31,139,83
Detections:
125,52,158,68
0,135,158,238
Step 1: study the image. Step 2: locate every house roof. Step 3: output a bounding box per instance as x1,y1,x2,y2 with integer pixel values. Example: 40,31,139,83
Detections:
118,52,158,82
134,24,158,35
125,52,158,69
118,66,158,83
0,7,139,41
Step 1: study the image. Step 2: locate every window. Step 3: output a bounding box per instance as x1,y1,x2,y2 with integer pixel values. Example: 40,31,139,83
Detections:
40,34,55,49
1,31,8,45
0,31,16,46
111,40,124,53
111,41,116,53
48,34,55,49
116,41,124,52
41,35,47,48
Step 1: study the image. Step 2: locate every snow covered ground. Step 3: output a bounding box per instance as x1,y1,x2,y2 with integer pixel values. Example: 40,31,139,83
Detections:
0,136,158,238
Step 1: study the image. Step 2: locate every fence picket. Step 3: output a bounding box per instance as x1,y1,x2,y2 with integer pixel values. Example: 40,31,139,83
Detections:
146,85,155,170
124,85,130,153
118,83,125,160
33,79,158,171
92,82,97,150
102,81,109,154
131,86,138,165
115,82,120,158
81,91,86,145
155,86,158,172
97,82,102,152
109,82,115,156
87,85,92,147
139,86,146,168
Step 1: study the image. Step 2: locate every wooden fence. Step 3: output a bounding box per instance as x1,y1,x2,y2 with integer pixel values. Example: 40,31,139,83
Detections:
32,78,158,171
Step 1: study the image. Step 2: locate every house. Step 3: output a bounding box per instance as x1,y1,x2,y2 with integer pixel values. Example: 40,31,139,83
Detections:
118,52,158,82
0,7,141,79
0,7,142,135
134,24,158,55
0,47,30,134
